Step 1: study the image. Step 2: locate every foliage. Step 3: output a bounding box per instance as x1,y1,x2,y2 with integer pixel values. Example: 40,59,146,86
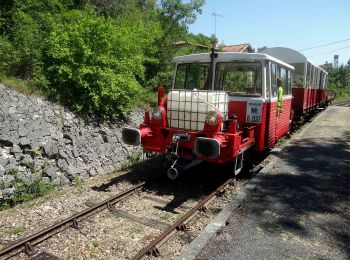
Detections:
144,0,208,89
257,46,267,53
41,9,161,118
9,226,26,235
0,169,55,210
321,63,350,99
0,0,207,118
0,36,19,74
73,175,83,186
121,150,143,170
0,73,43,95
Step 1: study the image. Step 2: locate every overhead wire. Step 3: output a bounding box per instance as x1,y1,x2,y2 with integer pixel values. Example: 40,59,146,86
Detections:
299,38,350,51
309,45,350,57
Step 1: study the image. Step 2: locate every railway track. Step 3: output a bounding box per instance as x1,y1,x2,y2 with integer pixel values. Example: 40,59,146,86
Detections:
0,165,243,260
332,99,350,107
0,178,154,259
131,177,234,259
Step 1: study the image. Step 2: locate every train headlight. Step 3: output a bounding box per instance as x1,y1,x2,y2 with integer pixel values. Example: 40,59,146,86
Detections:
205,110,219,126
152,106,163,120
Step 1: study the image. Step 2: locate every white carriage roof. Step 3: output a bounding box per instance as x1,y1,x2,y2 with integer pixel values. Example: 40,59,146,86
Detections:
261,47,328,74
173,52,295,70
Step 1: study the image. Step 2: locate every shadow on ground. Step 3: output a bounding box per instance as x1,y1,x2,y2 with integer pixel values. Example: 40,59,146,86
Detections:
241,131,350,255
91,154,240,214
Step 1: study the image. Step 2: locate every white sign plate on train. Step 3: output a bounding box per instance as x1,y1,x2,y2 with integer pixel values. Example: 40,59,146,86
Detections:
246,100,263,123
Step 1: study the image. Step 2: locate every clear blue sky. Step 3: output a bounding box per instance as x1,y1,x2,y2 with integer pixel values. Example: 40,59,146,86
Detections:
188,0,350,65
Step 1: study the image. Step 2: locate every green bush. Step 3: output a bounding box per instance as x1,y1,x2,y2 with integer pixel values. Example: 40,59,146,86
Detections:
41,9,160,118
0,36,20,75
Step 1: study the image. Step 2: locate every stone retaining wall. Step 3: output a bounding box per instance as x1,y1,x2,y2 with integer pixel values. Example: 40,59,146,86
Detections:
0,84,142,201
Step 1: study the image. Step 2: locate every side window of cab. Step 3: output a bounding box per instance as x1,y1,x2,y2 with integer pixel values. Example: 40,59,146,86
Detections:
271,63,277,97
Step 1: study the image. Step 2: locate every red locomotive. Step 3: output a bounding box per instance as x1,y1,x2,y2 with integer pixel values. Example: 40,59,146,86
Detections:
122,47,329,179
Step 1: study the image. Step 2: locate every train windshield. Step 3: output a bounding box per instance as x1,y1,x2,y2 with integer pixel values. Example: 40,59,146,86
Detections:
214,62,262,96
174,63,211,90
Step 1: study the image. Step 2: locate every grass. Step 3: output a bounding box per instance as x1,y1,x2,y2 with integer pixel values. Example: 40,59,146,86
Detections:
9,226,26,235
121,150,143,171
159,214,171,221
0,203,11,211
129,223,143,234
73,175,83,186
0,169,55,211
0,74,45,97
33,149,44,156
330,87,350,100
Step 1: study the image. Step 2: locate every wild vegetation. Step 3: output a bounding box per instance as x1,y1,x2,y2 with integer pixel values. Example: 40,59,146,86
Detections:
0,1,348,119
321,63,350,100
0,0,210,119
0,169,54,210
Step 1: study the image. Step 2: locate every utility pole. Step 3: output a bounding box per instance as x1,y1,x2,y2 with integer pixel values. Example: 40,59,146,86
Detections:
212,12,223,39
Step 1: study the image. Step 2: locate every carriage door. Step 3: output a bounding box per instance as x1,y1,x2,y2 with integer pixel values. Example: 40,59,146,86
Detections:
275,67,292,138
265,63,292,148
265,62,278,148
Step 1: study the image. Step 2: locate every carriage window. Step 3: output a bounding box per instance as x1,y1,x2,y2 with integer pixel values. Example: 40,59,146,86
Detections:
319,72,323,89
323,75,328,89
280,67,289,95
271,63,277,97
306,63,312,87
266,62,270,98
291,63,304,87
317,70,321,88
215,62,262,97
314,69,317,87
287,70,292,94
174,63,210,90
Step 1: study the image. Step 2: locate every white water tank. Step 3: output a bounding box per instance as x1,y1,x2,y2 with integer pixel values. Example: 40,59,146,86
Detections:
167,90,228,131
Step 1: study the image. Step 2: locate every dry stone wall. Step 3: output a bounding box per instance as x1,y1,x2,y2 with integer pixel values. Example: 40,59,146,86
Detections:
0,84,143,201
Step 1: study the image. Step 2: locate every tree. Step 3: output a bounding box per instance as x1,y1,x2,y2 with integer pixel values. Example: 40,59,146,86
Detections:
321,62,350,99
257,46,268,53
144,0,206,88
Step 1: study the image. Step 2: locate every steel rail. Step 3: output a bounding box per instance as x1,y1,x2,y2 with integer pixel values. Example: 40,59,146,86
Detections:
0,180,150,259
332,99,350,106
132,177,234,260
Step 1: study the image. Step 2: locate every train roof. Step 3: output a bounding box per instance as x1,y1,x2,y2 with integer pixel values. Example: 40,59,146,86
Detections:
261,47,328,74
173,52,295,70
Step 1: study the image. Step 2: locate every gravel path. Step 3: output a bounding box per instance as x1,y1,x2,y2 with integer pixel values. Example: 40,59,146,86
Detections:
195,106,350,260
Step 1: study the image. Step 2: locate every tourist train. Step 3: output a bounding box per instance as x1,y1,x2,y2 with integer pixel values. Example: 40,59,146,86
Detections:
122,47,331,179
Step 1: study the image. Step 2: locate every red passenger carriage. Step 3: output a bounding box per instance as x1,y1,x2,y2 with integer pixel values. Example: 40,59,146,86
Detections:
262,47,329,119
122,48,297,179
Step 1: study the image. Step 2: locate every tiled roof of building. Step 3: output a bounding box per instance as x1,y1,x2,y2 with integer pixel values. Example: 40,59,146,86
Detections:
222,43,253,53
172,41,210,50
